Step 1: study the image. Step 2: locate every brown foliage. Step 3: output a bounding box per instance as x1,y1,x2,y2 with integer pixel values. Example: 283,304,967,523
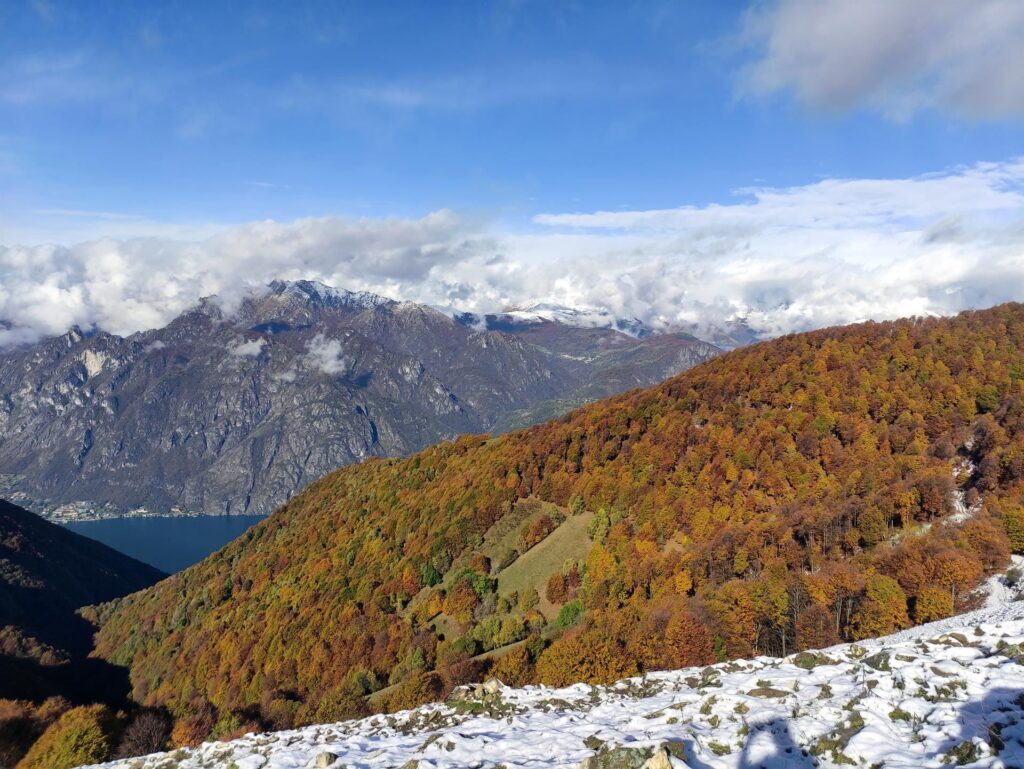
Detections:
545,573,568,604
379,672,445,712
488,645,534,687
169,703,216,748
794,604,839,650
629,605,715,672
0,697,69,768
90,305,1024,722
535,630,636,687
115,710,169,759
520,515,556,551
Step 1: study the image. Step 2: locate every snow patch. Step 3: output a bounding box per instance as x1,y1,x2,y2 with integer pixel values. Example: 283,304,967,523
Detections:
981,555,1024,609
497,302,649,337
269,279,392,310
948,457,982,524
88,601,1024,769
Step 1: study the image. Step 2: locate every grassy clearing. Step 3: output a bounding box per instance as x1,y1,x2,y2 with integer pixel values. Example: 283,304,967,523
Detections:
497,510,594,620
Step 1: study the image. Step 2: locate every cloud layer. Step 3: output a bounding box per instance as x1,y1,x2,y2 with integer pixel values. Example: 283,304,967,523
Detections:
739,0,1024,119
305,334,351,376
1,160,1023,346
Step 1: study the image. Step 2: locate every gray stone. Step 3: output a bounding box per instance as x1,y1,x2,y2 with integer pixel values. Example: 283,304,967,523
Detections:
863,651,891,672
481,676,504,695
579,744,686,769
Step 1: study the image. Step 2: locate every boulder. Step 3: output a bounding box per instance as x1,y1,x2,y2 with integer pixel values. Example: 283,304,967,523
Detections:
579,744,688,769
447,677,505,702
314,751,339,768
482,676,505,695
863,651,891,671
642,747,681,769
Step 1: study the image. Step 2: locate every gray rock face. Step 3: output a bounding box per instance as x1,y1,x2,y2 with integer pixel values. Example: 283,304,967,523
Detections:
0,281,719,520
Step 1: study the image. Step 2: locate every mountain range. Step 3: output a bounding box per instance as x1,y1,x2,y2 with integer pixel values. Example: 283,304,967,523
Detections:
0,281,719,520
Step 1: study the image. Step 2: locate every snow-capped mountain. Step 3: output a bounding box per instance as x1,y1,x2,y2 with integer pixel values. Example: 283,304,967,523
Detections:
450,302,761,349
264,279,394,312
85,598,1024,769
451,302,653,338
491,302,653,338
0,281,719,520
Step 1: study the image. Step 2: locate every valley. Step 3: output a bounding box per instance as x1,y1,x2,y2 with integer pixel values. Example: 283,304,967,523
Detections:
3,303,1024,768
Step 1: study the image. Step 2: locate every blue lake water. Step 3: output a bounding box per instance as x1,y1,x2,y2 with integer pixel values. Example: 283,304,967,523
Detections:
66,515,266,574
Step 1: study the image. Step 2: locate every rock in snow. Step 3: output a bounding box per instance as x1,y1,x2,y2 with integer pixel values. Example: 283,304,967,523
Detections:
84,601,1024,769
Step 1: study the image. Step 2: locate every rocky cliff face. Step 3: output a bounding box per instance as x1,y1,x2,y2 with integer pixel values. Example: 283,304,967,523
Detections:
0,281,718,519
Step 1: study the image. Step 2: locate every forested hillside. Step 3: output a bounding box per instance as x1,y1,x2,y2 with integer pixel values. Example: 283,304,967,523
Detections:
92,304,1024,746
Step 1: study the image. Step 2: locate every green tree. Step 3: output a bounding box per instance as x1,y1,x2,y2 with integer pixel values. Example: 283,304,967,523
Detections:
555,600,584,629
17,705,118,769
1003,505,1024,554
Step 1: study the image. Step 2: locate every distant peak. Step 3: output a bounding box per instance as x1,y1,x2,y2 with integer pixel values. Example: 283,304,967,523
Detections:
267,279,393,310
490,302,652,337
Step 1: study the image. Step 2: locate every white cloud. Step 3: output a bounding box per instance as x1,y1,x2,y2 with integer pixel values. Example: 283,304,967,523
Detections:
0,51,121,106
0,159,1023,346
230,338,266,357
305,334,350,376
738,0,1024,120
0,210,480,342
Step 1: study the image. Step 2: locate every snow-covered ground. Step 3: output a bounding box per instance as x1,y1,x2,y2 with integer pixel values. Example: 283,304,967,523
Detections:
87,601,1024,769
980,556,1024,609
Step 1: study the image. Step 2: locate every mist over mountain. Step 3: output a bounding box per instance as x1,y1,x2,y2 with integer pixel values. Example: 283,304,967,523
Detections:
0,280,718,520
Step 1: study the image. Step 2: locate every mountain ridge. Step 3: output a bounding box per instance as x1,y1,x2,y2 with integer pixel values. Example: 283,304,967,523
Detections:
0,281,719,520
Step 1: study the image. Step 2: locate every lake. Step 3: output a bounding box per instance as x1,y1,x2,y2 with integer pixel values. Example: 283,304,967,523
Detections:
66,514,266,574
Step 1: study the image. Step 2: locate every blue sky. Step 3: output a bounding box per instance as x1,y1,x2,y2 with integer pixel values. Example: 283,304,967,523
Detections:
0,0,1023,344
3,0,1022,235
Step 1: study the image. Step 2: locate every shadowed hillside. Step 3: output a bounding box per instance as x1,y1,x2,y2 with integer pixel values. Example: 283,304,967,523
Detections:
0,499,165,703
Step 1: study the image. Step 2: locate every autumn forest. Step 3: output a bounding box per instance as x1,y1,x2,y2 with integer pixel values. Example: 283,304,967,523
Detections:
72,303,1024,747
